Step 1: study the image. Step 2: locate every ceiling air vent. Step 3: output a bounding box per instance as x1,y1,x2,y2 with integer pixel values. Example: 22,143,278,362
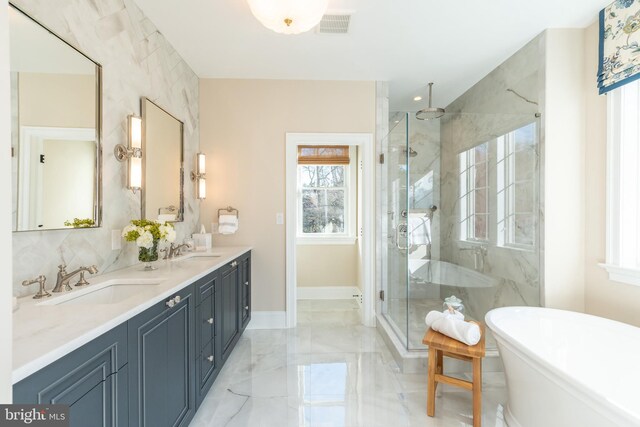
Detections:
318,14,351,34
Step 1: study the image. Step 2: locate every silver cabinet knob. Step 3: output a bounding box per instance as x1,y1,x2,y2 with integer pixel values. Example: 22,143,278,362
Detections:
244,281,249,286
166,298,175,308
207,355,214,362
207,318,214,324
174,295,181,303
245,306,249,311
231,261,238,267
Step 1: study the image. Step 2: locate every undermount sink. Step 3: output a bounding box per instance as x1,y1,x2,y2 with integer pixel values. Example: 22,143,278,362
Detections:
171,252,222,261
38,278,165,306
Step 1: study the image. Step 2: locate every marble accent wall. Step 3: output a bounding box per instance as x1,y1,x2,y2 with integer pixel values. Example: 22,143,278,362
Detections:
11,0,200,297
439,34,544,321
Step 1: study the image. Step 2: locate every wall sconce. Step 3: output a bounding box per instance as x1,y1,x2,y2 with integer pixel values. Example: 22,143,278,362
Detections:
191,152,206,199
114,115,143,192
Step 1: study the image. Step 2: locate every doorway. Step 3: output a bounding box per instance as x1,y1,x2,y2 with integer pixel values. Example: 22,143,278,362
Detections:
285,133,374,328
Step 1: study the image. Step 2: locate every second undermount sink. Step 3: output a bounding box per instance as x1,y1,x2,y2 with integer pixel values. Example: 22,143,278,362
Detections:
171,252,222,261
38,278,165,306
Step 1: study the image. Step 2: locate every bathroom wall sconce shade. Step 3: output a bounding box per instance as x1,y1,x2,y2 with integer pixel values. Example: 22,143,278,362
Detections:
191,152,206,199
247,0,328,34
114,115,143,192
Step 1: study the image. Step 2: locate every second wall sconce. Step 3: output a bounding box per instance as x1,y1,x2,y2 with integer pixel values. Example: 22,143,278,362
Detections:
191,152,206,199
114,115,143,193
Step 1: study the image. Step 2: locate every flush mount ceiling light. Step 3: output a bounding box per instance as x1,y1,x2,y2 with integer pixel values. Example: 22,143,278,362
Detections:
247,0,329,34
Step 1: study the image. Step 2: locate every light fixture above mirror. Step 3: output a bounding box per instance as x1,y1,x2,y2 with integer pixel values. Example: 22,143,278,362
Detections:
247,0,328,34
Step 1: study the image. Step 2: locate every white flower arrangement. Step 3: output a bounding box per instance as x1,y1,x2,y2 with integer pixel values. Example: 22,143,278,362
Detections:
122,219,176,248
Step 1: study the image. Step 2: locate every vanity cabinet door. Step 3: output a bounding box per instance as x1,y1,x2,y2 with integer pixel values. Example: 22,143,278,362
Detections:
219,260,240,362
240,252,251,330
13,324,128,427
128,284,195,427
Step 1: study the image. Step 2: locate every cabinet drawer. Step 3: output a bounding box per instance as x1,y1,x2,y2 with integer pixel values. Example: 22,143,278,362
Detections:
195,272,216,306
196,339,219,407
198,340,216,385
198,293,215,351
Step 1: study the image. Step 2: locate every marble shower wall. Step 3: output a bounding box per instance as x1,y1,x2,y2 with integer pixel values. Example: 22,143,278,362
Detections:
11,0,200,297
439,34,544,320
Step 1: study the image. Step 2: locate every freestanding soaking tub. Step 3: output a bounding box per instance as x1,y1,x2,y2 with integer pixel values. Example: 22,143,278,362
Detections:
485,306,640,427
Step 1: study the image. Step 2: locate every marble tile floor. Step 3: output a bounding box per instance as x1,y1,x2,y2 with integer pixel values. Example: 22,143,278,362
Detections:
190,299,507,427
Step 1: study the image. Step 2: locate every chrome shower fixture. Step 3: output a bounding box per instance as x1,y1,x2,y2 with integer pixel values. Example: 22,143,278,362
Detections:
403,147,418,157
416,82,445,120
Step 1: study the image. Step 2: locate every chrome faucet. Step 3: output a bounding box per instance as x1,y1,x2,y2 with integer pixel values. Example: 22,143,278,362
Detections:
52,264,98,293
164,243,189,260
22,275,50,299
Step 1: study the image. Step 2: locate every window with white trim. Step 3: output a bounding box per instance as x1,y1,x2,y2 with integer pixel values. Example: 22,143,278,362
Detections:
459,142,489,242
603,80,640,286
497,123,537,249
297,146,356,242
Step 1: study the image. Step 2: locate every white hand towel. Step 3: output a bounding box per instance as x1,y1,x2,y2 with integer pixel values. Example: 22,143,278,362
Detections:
425,310,481,346
158,214,176,223
218,214,238,235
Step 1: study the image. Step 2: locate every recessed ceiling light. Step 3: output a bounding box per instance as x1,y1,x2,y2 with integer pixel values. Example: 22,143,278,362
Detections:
394,120,400,123
413,96,422,101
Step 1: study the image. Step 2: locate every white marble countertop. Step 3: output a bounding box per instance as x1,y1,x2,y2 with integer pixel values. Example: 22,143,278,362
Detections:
12,246,251,384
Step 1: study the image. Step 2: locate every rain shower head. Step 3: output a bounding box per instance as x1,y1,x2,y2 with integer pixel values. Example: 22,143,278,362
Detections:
416,82,445,121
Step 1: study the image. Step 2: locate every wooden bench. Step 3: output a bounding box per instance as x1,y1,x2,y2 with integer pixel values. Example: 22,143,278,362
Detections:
422,323,486,427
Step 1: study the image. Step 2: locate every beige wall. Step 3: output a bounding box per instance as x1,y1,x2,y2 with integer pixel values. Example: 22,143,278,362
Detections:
0,0,12,402
297,244,358,287
199,79,376,311
18,72,95,128
583,23,640,326
542,29,586,311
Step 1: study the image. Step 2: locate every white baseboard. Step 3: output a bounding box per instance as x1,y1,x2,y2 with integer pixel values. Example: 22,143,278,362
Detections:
246,311,286,330
297,286,361,300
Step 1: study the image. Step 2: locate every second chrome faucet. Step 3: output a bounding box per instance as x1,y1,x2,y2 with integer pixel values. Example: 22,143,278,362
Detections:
52,264,98,293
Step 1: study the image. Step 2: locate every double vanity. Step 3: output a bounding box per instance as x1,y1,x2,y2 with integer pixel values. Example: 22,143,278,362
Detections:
12,247,252,427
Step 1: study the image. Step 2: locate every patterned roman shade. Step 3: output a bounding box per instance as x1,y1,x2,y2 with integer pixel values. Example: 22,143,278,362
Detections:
297,146,350,165
598,0,640,94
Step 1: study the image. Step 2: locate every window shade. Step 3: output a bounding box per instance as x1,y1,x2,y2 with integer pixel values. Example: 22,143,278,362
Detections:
598,0,640,94
297,146,350,165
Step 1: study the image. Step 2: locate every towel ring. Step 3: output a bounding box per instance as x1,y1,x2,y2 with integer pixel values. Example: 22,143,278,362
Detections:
218,205,239,219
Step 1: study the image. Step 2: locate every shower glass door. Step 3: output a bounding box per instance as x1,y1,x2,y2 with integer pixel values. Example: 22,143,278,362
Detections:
380,113,410,346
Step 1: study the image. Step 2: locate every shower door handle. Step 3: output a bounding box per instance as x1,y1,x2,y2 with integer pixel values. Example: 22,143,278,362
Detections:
396,223,409,250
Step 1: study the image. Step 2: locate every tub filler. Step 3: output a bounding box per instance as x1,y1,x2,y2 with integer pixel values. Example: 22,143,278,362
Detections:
486,307,640,427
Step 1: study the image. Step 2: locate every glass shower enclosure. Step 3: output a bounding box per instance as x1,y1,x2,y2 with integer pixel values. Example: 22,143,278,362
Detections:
380,111,542,351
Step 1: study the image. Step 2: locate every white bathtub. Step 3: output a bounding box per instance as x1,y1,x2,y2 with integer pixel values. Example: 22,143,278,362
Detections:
486,307,640,427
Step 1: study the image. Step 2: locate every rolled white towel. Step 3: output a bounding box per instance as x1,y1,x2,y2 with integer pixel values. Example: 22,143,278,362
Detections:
425,309,464,329
431,316,481,346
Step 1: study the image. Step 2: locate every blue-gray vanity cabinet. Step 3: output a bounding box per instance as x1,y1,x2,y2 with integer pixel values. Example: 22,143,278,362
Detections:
127,283,195,427
240,252,251,330
194,271,221,407
13,323,128,427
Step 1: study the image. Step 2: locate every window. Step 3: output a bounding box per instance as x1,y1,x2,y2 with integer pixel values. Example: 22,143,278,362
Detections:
297,146,355,242
459,142,489,242
497,123,537,249
299,165,347,234
602,80,640,286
